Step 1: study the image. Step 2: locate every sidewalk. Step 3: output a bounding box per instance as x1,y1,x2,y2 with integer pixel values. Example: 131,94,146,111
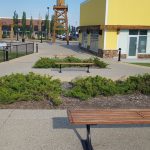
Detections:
0,109,150,150
0,41,149,81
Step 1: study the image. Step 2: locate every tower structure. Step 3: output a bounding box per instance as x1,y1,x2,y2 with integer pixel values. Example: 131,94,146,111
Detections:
53,0,69,44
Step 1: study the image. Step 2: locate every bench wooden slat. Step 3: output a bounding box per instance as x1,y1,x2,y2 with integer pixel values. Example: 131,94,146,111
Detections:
70,116,147,119
55,62,94,65
69,120,150,125
67,109,150,125
69,109,150,112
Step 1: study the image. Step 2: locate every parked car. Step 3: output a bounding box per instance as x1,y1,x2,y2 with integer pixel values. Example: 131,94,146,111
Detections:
56,34,61,39
62,34,73,41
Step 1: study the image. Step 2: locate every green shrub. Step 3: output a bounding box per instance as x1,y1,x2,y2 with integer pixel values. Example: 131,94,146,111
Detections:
65,76,118,100
116,74,150,95
93,57,108,68
33,57,62,68
33,56,108,69
65,74,150,100
0,72,62,105
63,56,82,63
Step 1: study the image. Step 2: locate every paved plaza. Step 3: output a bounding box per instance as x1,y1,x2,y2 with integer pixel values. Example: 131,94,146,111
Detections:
0,41,149,81
0,41,150,150
0,109,150,150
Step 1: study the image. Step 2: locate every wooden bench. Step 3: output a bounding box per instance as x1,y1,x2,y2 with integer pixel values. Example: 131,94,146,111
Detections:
55,62,94,73
67,109,150,150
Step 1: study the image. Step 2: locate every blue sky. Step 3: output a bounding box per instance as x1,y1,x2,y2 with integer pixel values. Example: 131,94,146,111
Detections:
0,0,85,26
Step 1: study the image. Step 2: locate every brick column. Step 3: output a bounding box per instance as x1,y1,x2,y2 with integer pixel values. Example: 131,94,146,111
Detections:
38,19,42,32
10,24,14,40
0,20,2,40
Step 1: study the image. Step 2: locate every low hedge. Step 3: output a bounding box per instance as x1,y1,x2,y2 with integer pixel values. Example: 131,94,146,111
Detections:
0,72,62,105
0,73,149,105
65,74,150,100
33,56,108,68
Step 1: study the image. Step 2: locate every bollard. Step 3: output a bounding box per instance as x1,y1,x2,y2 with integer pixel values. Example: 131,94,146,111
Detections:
26,44,28,55
118,48,121,61
6,50,8,61
40,32,43,43
36,44,38,53
4,46,9,61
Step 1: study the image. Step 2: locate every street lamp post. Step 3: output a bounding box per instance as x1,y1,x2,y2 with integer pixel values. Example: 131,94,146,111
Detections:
47,7,50,40
17,29,19,41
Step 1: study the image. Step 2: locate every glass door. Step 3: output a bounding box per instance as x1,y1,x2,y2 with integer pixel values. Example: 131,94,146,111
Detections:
128,37,137,57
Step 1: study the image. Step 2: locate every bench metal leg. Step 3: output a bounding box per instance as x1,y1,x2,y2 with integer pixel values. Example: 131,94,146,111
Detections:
87,65,90,73
59,64,62,73
86,125,93,150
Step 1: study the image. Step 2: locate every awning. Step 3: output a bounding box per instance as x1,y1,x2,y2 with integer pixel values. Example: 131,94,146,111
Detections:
100,25,150,30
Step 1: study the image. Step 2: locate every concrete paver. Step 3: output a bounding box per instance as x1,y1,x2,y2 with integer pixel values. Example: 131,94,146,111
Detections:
0,110,150,150
0,41,149,81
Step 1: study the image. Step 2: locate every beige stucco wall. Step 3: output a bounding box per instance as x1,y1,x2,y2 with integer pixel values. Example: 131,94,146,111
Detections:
80,0,106,26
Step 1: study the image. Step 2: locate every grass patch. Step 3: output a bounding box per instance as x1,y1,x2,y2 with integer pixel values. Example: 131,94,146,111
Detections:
130,63,150,67
33,56,108,68
65,74,150,100
0,72,62,106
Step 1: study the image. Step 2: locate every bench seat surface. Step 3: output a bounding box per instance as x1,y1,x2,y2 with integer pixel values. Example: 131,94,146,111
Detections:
55,63,94,65
67,109,150,125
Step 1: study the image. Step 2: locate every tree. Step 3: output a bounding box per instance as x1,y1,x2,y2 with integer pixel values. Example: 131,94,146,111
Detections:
22,11,26,38
44,14,49,39
29,16,34,38
50,15,54,34
13,10,18,35
69,25,71,33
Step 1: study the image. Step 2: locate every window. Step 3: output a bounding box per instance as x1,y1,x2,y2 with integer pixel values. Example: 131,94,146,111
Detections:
139,30,147,35
129,30,138,35
129,30,147,35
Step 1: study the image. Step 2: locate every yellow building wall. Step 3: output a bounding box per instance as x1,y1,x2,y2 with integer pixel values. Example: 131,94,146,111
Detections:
107,0,150,25
80,0,106,26
105,30,118,50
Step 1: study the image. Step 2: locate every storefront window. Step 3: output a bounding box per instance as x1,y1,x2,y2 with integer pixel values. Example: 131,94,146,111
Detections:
129,30,148,53
82,31,88,48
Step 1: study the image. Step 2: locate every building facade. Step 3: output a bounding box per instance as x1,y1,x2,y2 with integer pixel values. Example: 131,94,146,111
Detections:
79,0,150,58
0,18,45,39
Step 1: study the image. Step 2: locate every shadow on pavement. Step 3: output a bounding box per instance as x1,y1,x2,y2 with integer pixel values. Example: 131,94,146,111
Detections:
53,117,150,150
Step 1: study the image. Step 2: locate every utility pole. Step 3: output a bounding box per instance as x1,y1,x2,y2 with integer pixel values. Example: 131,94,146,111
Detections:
47,7,50,40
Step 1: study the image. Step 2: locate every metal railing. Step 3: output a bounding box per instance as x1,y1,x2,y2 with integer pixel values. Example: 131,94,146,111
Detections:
0,42,34,62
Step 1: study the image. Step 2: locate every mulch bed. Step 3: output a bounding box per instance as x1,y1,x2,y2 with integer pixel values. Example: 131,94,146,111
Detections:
0,93,150,109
